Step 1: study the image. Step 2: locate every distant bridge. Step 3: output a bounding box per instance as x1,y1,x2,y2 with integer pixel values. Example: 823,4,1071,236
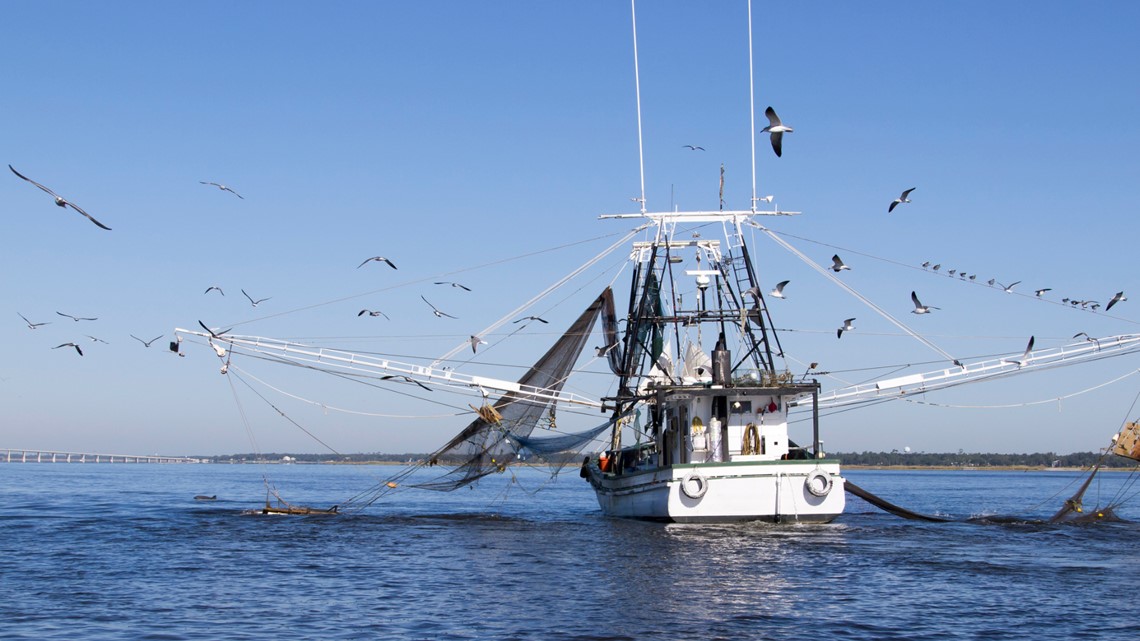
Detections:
2,449,204,464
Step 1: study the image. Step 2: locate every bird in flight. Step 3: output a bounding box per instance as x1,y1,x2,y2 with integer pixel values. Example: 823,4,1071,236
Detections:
830,254,851,272
888,188,915,213
358,309,389,319
770,280,790,299
54,342,83,356
1034,288,1051,297
1003,336,1035,368
85,335,109,344
358,256,397,270
421,296,456,319
131,334,164,347
910,291,939,314
380,375,431,392
434,281,471,291
1107,291,1127,311
18,313,50,329
596,343,619,357
997,281,1021,294
241,289,271,307
56,311,97,322
761,106,793,157
837,318,856,339
682,145,705,151
198,320,232,338
204,286,225,296
9,165,112,230
469,335,487,354
513,315,548,324
199,181,243,199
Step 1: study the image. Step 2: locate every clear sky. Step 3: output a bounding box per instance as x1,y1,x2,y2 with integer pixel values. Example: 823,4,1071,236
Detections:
3,1,1139,457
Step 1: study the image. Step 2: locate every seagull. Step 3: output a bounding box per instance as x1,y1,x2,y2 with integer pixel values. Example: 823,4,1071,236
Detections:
948,269,957,277
932,264,941,271
921,261,931,269
358,309,389,319
910,291,939,314
1004,336,1035,368
358,256,397,270
761,106,793,157
1106,291,1127,311
770,280,790,299
199,181,243,199
987,279,996,287
513,315,548,324
830,254,851,272
198,320,232,338
682,145,705,151
596,343,619,357
997,281,1021,294
888,188,916,213
1034,288,1051,297
131,334,164,347
837,318,856,339
204,286,224,296
469,335,487,354
18,313,50,329
54,342,83,356
85,335,109,344
434,281,471,291
241,289,271,307
421,296,457,319
380,375,431,392
9,165,111,230
56,311,97,322
1073,332,1101,348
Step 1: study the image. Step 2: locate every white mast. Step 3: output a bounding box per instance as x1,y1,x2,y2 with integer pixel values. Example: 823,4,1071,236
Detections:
631,0,647,215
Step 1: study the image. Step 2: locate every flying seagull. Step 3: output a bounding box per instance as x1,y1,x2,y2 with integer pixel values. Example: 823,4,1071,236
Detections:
380,375,431,392
434,281,471,291
888,188,916,213
910,291,939,314
830,254,851,272
204,286,225,296
358,309,389,319
18,313,50,329
199,181,243,199
421,296,457,319
53,342,83,356
682,144,705,151
197,320,232,338
469,335,487,354
85,335,109,344
596,343,619,357
837,318,856,339
997,281,1021,294
1004,336,1035,368
513,315,548,324
761,106,793,157
770,280,790,299
241,289,271,307
1106,291,1127,311
131,334,164,347
1034,288,1051,297
358,256,397,270
9,165,112,230
56,311,97,322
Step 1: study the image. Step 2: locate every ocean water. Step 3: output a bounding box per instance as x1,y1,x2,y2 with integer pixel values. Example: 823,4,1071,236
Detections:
1,463,1137,641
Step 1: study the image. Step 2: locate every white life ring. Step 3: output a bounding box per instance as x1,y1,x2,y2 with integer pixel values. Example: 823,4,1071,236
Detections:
680,472,708,499
805,469,833,497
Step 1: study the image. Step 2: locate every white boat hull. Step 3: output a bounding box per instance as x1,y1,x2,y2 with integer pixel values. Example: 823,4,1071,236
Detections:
586,460,844,523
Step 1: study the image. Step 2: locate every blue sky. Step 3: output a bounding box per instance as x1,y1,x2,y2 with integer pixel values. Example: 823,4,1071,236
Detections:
3,1,1139,457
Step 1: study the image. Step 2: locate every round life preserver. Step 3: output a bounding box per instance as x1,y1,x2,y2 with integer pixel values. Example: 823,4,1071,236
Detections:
805,469,833,497
680,472,708,499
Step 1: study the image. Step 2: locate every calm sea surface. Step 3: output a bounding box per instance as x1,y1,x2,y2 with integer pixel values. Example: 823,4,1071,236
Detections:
1,463,1136,640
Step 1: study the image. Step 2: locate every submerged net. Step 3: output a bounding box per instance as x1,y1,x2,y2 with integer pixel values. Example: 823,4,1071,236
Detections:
412,288,616,491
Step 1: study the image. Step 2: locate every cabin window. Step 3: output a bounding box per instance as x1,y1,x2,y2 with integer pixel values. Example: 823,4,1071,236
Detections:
730,400,752,414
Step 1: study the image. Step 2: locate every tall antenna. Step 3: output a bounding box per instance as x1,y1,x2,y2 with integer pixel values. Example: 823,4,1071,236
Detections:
631,0,647,214
747,0,758,212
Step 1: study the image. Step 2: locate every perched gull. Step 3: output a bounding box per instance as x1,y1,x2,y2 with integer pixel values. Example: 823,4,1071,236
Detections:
830,254,851,272
1035,288,1052,297
469,335,487,354
131,334,164,347
434,281,471,291
1106,291,1127,311
932,264,941,272
1003,336,1035,368
987,279,996,287
761,106,793,157
997,281,1021,294
204,286,225,296
358,256,397,270
837,318,856,339
769,280,790,299
199,181,243,199
358,309,389,319
421,296,457,319
888,188,915,213
241,289,271,307
682,145,705,151
513,315,548,324
910,291,939,314
948,269,957,277
53,342,83,356
9,165,112,230
1073,332,1101,348
921,261,931,269
56,311,97,322
18,313,50,329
